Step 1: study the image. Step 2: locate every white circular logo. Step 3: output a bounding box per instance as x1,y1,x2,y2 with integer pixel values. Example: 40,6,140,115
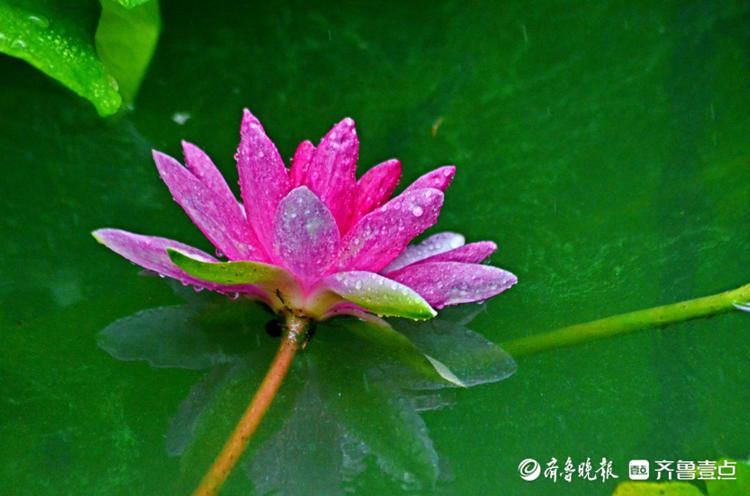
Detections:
518,458,541,481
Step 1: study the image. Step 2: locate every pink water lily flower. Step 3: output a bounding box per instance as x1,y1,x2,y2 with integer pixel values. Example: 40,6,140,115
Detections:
94,109,516,322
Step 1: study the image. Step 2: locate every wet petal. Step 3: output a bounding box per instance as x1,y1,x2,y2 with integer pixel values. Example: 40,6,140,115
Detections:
334,188,444,273
388,262,517,309
237,109,292,255
181,141,233,200
350,159,401,228
290,140,315,187
92,229,263,295
404,166,455,193
153,150,264,262
392,241,498,271
272,186,340,283
384,232,465,272
322,271,436,319
305,118,358,229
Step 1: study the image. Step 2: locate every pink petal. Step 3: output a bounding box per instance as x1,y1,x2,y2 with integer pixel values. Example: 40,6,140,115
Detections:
383,232,465,272
404,166,455,193
181,141,233,200
386,241,498,273
152,150,266,262
290,140,315,187
388,261,517,309
418,241,497,265
272,186,340,283
333,188,444,273
349,159,401,228
304,118,358,230
92,229,265,297
237,109,292,256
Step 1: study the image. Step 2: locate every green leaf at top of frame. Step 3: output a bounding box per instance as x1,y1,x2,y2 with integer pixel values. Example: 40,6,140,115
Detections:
96,0,160,106
0,0,159,116
114,0,154,7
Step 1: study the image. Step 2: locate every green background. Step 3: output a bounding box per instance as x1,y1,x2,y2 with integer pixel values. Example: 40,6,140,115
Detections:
1,0,749,494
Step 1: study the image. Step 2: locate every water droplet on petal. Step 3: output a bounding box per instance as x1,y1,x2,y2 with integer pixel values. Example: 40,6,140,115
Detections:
411,206,423,217
355,280,363,290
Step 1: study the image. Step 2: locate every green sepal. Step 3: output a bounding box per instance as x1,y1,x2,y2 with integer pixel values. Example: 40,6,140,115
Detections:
324,271,437,320
167,248,287,285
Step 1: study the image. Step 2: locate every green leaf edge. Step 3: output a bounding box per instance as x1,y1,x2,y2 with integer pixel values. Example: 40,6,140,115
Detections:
0,2,122,116
340,318,466,387
96,0,161,105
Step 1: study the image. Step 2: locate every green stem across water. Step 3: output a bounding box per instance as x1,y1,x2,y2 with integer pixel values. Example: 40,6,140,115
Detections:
502,283,750,358
192,313,310,496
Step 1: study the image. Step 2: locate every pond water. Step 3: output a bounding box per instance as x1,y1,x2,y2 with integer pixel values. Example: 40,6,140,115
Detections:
2,1,749,495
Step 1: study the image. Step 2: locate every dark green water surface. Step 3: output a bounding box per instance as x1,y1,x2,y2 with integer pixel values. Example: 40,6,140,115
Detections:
1,1,749,495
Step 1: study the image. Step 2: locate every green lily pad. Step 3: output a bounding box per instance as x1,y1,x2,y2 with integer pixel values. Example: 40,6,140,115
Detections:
705,458,750,496
612,481,703,496
611,459,750,496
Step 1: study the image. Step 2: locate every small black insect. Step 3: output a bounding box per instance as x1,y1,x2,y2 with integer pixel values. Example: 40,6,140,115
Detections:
265,319,283,338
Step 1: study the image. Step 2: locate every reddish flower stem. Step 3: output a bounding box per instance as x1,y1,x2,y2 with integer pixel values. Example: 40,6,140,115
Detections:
192,313,310,496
